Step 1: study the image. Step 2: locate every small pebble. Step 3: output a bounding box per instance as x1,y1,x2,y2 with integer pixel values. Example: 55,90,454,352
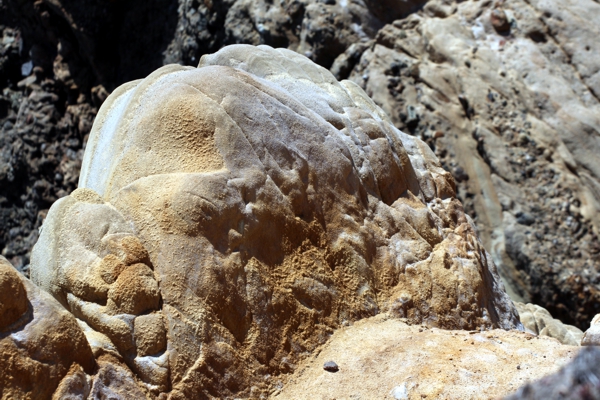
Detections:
323,361,339,372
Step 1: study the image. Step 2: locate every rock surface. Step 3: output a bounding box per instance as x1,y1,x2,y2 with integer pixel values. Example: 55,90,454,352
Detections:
0,256,96,399
341,0,600,329
504,346,600,400
275,314,578,400
515,302,583,346
30,44,520,398
0,0,428,277
2,0,599,334
1,0,599,397
582,314,600,346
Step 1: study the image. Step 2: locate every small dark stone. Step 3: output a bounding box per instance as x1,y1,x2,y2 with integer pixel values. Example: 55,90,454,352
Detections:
491,9,511,33
453,166,469,183
516,212,535,226
323,361,339,372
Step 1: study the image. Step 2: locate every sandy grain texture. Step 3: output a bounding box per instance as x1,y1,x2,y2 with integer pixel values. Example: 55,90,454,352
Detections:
276,315,578,400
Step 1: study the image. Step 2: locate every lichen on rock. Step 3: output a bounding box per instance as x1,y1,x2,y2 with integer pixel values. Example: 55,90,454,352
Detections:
30,44,521,397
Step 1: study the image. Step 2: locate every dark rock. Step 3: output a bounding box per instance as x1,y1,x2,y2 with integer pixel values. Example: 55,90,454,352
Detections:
516,212,536,226
491,9,511,33
324,361,339,372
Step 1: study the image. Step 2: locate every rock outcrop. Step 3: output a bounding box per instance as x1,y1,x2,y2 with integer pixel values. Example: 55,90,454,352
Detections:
0,0,426,274
275,314,578,399
29,44,520,398
340,0,600,329
3,0,599,334
515,302,583,346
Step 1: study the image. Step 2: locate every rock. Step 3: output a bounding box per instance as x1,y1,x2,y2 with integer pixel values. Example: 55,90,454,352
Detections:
0,256,96,399
341,0,600,329
3,0,598,338
0,0,428,278
88,361,147,400
504,346,600,400
582,314,600,346
515,302,583,346
30,44,519,398
323,361,339,372
275,315,578,399
491,8,512,33
0,255,28,329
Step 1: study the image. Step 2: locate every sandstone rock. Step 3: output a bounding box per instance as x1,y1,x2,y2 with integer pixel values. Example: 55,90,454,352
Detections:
275,314,578,399
0,256,96,399
515,302,583,346
0,0,431,275
582,314,600,346
31,44,520,398
0,255,28,329
341,0,600,329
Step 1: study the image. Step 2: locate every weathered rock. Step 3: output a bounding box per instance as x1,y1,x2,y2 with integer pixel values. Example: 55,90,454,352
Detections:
0,256,28,329
275,314,578,399
515,302,583,346
341,0,600,329
31,44,519,398
582,314,600,346
504,346,600,400
0,0,429,276
0,256,96,399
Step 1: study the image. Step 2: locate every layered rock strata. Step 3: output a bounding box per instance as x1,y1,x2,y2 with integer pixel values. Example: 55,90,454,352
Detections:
339,0,600,328
30,44,519,398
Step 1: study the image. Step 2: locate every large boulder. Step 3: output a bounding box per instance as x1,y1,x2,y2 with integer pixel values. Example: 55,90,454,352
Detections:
0,0,427,276
31,44,520,398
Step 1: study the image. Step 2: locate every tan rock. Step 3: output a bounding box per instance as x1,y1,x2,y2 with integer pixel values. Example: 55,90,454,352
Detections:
0,256,96,399
31,44,520,397
515,302,583,346
581,314,600,346
275,314,577,400
0,256,28,329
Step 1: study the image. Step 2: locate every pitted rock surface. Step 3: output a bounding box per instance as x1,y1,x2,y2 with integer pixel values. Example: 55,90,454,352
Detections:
30,44,519,398
340,0,600,329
